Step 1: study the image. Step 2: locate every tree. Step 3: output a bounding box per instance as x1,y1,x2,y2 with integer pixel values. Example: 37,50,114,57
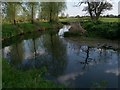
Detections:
1,2,7,20
66,13,69,18
61,12,65,17
22,2,40,24
40,2,66,22
81,0,112,21
5,2,22,25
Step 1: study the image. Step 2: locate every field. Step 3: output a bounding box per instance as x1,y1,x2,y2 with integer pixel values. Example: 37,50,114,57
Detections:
59,18,81,22
99,17,119,22
59,17,120,22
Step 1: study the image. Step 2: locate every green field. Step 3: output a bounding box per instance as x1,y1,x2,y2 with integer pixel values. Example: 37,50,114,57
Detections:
59,18,81,22
99,17,119,22
59,17,120,22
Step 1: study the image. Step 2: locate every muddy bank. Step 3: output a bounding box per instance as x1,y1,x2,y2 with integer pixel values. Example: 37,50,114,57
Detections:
65,37,120,50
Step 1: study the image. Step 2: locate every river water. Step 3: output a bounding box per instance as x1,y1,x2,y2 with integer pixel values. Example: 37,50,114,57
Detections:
2,33,120,88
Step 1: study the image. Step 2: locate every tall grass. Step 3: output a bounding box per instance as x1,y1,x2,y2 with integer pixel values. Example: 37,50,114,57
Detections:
2,60,64,88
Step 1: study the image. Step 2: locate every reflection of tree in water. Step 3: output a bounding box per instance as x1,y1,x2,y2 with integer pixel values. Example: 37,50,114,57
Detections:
43,34,67,77
98,47,114,63
7,38,38,69
24,34,68,76
80,46,96,70
79,45,119,70
32,38,37,59
9,42,24,67
69,43,81,56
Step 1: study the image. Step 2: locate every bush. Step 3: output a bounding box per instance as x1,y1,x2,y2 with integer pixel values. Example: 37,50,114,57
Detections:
81,21,119,39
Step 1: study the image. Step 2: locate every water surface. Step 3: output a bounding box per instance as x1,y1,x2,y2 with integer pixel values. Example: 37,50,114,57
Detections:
2,33,120,88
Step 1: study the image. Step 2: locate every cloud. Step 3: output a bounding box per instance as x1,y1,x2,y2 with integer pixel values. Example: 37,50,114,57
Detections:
105,68,120,76
65,0,119,16
118,1,120,14
57,71,85,84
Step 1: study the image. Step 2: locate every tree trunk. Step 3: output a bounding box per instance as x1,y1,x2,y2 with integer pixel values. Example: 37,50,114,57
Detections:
14,20,16,25
13,3,16,25
95,15,99,21
31,4,34,24
33,38,37,60
49,9,52,22
87,2,94,20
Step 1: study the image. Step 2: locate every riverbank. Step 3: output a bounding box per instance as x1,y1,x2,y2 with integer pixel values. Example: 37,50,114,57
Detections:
65,37,120,51
62,20,120,40
59,17,120,39
80,21,120,39
2,22,46,40
2,59,64,88
2,22,62,40
2,19,120,41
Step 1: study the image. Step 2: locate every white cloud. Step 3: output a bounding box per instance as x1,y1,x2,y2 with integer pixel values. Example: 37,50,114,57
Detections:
65,0,119,16
105,68,120,76
57,71,85,84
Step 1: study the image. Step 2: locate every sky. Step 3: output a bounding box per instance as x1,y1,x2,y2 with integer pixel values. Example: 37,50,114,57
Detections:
63,0,120,16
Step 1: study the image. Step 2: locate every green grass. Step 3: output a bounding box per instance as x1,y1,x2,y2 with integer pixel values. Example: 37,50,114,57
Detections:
59,17,119,39
80,21,120,39
99,17,119,22
59,17,119,22
38,22,52,28
2,17,119,39
59,18,81,22
2,59,64,88
2,22,52,39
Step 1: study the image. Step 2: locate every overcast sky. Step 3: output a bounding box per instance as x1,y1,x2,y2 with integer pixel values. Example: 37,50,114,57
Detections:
63,0,120,16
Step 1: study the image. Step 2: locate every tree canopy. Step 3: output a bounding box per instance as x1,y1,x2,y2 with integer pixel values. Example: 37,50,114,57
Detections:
81,0,113,20
40,2,66,22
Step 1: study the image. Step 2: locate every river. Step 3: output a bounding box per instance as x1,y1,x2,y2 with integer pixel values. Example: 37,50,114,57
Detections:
2,32,120,88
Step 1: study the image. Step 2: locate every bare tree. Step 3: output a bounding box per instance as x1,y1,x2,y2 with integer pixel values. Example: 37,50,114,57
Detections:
80,0,113,21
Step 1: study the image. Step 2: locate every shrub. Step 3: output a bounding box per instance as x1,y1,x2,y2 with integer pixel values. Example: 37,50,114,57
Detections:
80,21,119,39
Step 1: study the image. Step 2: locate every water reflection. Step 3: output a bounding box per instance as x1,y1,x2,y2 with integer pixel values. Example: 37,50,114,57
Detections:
79,46,96,70
2,34,120,88
3,34,67,76
43,34,67,76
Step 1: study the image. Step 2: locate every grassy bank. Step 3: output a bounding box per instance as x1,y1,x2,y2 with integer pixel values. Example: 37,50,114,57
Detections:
2,17,120,40
81,21,120,39
2,59,64,88
2,22,53,39
59,17,120,39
